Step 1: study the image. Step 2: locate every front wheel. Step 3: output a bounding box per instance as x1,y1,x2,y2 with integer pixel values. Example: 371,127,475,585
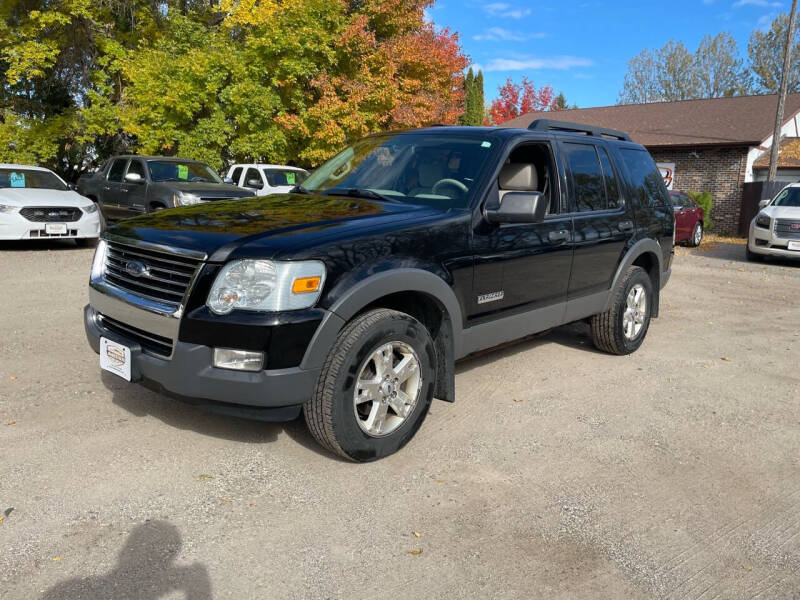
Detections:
304,309,436,462
590,266,653,355
746,245,763,262
687,222,703,247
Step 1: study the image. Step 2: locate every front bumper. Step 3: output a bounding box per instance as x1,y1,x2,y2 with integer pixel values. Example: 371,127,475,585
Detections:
85,304,320,419
0,209,101,240
748,222,800,259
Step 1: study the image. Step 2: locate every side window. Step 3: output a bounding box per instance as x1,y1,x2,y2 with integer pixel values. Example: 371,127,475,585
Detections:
107,159,126,182
126,160,146,179
244,167,263,189
598,147,622,209
564,142,606,212
619,148,667,208
230,167,243,185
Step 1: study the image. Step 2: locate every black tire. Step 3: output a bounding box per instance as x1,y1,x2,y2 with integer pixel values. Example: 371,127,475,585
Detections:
687,221,703,247
590,266,653,355
746,245,763,262
303,308,436,462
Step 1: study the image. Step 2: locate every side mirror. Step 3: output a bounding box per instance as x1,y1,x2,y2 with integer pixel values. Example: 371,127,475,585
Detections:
486,191,547,224
68,183,77,191
223,177,234,184
758,199,770,209
246,178,263,189
124,172,143,184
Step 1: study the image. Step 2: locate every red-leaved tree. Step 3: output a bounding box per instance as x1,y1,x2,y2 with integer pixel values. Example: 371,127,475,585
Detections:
487,77,558,124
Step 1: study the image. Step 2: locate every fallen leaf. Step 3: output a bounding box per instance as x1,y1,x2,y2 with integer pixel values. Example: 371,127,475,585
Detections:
701,364,709,369
721,357,732,362
52,556,62,562
5,420,15,426
220,498,231,504
513,398,522,403
248,503,255,508
196,474,214,481
9,376,16,381
413,531,420,538
0,517,3,525
408,549,423,555
743,565,752,572
435,479,445,483
4,507,14,517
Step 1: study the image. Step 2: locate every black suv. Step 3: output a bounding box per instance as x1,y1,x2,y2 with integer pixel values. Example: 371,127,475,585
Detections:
84,121,674,461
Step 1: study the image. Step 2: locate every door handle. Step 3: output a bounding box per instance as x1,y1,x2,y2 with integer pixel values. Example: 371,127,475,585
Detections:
103,186,111,191
548,229,571,244
618,220,635,233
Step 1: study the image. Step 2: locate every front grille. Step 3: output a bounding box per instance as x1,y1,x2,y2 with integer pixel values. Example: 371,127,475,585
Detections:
20,207,82,222
98,313,173,357
104,241,202,308
775,219,800,239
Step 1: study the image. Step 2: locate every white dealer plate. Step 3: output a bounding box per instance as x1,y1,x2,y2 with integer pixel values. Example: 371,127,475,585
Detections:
100,337,131,381
788,241,800,251
45,223,67,235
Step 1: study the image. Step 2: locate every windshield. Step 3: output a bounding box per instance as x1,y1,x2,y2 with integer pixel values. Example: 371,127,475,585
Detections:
147,160,222,184
301,133,497,208
772,187,800,208
0,168,68,191
264,169,307,187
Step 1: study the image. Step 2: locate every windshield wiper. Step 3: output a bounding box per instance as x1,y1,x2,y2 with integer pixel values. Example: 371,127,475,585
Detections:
328,188,400,203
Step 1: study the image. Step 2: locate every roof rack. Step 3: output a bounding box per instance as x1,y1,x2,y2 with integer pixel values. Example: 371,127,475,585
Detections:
528,119,631,142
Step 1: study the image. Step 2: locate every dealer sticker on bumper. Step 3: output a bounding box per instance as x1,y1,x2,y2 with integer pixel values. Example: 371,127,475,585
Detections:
45,223,67,235
100,337,131,381
788,241,800,251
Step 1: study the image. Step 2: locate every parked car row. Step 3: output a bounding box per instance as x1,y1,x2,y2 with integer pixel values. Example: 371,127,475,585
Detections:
0,155,307,244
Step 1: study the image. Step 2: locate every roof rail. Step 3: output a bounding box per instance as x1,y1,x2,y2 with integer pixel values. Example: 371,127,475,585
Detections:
528,119,631,142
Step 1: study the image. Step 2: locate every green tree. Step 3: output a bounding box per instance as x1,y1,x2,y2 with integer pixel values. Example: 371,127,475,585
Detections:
460,67,484,126
748,12,800,94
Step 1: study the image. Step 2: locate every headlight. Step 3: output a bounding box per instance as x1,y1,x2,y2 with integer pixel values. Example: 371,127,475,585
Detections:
91,239,107,279
82,203,99,214
173,192,202,206
207,260,326,314
0,204,18,213
755,213,771,229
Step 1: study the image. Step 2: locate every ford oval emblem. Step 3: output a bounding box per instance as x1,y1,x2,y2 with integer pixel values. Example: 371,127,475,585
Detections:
125,260,149,278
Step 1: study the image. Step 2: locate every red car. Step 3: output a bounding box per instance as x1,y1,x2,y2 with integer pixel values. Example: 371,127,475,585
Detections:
670,191,704,247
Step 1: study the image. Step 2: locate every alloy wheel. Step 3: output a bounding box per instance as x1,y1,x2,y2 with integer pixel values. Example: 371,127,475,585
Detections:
623,284,647,340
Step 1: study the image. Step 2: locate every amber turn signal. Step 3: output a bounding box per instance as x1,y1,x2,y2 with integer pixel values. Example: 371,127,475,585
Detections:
291,276,322,294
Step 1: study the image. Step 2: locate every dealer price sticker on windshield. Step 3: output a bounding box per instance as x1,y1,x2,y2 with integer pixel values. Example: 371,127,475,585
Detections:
100,337,131,381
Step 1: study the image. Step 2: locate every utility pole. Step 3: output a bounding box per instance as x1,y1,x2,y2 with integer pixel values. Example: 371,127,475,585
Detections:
768,0,799,182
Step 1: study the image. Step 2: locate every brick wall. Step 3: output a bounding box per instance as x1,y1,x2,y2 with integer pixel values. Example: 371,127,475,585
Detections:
648,146,749,236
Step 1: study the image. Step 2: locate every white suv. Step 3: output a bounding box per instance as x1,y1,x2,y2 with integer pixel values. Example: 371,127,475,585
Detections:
224,164,309,196
748,183,800,261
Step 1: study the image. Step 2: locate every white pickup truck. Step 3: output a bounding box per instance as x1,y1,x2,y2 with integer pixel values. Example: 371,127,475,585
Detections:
224,164,309,196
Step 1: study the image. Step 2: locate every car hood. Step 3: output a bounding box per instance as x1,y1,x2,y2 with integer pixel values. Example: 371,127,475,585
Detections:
763,205,800,219
0,188,91,207
157,181,254,198
107,193,441,259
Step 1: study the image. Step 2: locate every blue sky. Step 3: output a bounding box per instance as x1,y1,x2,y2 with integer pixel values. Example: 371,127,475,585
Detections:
426,0,790,108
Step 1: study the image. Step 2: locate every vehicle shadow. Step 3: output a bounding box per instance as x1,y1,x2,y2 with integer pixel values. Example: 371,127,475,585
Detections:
40,520,212,600
103,372,346,461
0,239,85,252
455,321,602,375
683,242,800,269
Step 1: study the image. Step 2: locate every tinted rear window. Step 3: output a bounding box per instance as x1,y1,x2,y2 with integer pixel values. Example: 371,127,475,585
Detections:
619,148,668,208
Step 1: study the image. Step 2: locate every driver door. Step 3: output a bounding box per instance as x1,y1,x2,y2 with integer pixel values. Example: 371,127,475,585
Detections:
469,139,573,324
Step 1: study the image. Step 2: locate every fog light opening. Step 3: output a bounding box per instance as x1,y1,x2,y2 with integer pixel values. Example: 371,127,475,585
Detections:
212,348,264,372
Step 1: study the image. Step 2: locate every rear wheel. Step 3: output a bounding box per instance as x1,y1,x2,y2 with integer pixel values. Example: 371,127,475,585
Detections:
590,266,653,355
687,222,703,247
303,309,436,462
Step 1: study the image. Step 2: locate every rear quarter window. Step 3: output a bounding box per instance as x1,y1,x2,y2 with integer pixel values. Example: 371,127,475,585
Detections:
619,148,669,209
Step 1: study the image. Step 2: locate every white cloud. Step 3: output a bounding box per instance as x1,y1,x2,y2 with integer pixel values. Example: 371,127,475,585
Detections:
473,27,547,41
482,2,532,19
484,56,595,71
733,0,782,7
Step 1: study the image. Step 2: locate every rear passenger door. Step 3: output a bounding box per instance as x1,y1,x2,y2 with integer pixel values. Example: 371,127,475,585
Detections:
102,158,128,219
561,140,634,300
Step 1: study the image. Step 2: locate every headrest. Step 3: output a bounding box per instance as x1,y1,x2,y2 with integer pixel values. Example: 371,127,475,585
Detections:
499,163,538,191
418,163,444,187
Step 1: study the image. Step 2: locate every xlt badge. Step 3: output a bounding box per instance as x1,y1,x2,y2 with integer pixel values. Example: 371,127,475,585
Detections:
477,291,504,304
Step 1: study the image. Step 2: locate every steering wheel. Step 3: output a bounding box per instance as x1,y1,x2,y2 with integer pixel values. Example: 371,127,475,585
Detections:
431,178,468,197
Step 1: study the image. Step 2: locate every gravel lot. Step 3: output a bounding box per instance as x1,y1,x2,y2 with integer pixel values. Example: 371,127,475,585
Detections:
1,239,799,599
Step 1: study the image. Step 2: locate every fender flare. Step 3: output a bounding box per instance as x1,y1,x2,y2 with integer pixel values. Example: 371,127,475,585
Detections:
604,238,664,314
300,268,464,374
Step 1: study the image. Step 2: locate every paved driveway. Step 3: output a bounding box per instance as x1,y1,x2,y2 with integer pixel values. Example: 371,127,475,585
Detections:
1,240,799,599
